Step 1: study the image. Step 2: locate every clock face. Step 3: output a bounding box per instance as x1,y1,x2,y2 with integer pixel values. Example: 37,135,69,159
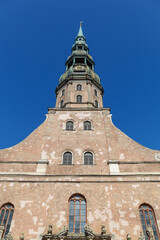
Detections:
74,65,85,72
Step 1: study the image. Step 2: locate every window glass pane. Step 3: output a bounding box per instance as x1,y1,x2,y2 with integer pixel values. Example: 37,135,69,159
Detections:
6,210,14,230
5,211,13,238
66,121,74,130
144,211,150,226
81,215,86,221
75,209,80,216
149,210,159,240
81,209,86,215
84,152,93,165
142,206,147,209
69,223,73,232
139,210,147,239
95,100,98,108
63,152,72,165
75,201,80,209
81,222,85,233
69,209,74,215
3,210,9,226
81,205,86,210
75,215,80,221
77,85,82,91
84,121,91,130
94,89,97,96
77,95,82,103
75,196,80,199
60,100,64,108
75,222,80,228
69,216,74,222
69,201,74,206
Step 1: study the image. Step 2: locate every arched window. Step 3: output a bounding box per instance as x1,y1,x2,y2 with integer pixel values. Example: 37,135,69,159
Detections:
0,203,14,239
76,84,82,91
76,95,82,103
60,100,64,108
69,194,86,233
94,89,97,96
63,152,72,165
139,204,159,240
84,121,91,130
95,100,98,108
62,89,65,96
84,152,93,165
66,121,74,131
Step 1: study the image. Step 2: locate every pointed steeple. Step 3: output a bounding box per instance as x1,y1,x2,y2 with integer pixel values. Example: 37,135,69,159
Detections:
77,24,84,38
55,24,104,109
75,22,86,42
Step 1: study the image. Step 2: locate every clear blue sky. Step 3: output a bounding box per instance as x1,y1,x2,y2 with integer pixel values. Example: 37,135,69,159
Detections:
0,0,160,150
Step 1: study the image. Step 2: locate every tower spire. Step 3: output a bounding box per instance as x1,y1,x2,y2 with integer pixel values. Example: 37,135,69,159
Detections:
77,21,84,37
55,25,104,109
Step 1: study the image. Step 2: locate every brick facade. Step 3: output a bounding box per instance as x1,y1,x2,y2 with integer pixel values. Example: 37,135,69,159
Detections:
0,26,160,240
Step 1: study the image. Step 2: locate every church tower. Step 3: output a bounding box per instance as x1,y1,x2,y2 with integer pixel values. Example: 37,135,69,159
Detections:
55,24,104,109
0,25,160,240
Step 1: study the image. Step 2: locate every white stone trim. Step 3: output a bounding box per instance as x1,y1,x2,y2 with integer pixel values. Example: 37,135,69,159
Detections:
108,160,120,174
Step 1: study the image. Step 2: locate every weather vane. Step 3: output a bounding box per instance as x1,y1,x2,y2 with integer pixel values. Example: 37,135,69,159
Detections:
80,21,83,26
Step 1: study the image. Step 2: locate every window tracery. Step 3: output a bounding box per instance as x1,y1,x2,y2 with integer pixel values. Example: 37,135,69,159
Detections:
0,203,14,239
69,194,86,233
139,204,159,240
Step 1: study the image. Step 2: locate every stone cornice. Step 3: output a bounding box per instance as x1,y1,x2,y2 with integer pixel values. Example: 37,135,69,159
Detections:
48,107,111,113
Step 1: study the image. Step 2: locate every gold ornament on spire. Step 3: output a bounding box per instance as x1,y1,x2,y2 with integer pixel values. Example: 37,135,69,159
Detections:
80,21,83,26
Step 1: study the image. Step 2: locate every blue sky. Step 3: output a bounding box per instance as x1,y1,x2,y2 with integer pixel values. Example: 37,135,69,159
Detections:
0,0,160,150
